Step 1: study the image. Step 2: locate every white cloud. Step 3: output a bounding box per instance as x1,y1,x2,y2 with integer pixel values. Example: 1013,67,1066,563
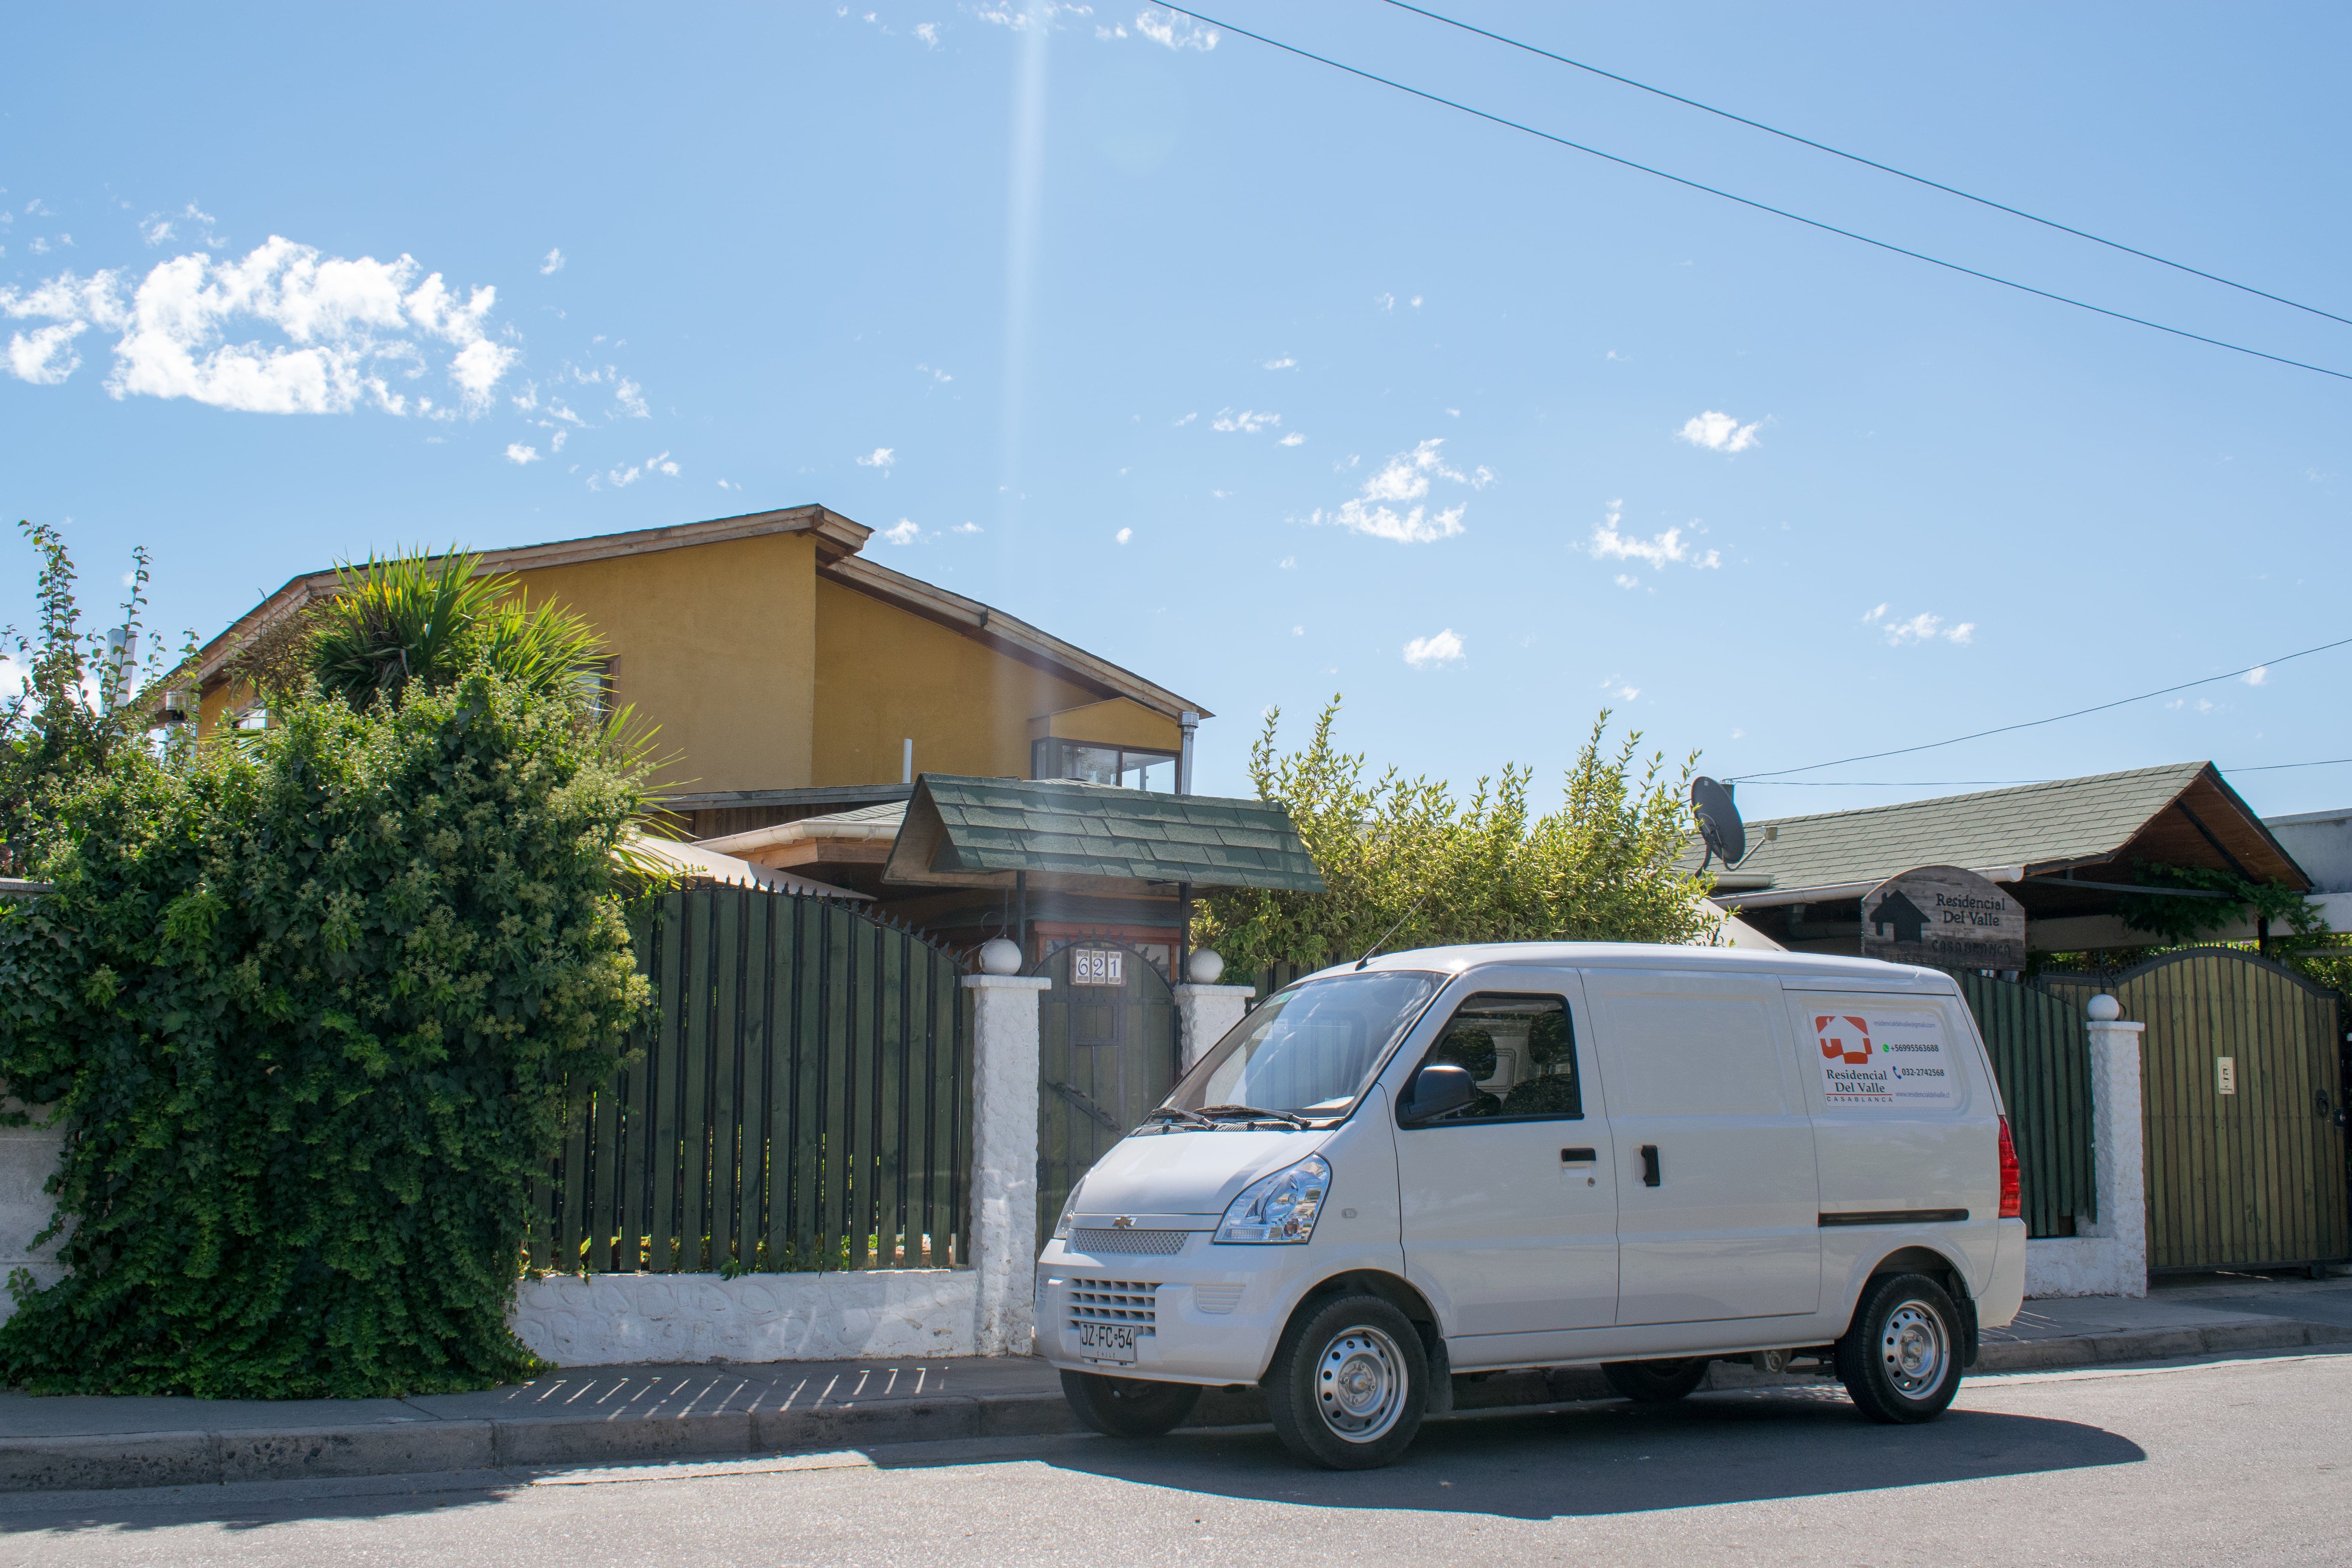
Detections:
1616,684,1640,701
1863,603,1888,623
0,235,514,415
1173,411,1196,426
855,446,896,468
1677,410,1763,454
918,362,951,383
881,518,920,545
505,442,541,465
1585,505,1721,570
716,478,739,490
599,449,679,489
1292,625,1304,635
1410,295,1423,308
1115,526,1133,544
1878,610,1974,646
138,215,174,246
1306,437,1478,544
1278,432,1305,447
952,521,982,534
1278,555,1296,569
6,322,85,384
2244,665,2269,686
1614,573,1639,589
613,376,648,418
1212,408,1280,433
1375,292,1395,312
540,248,566,275
915,20,939,44
1263,355,1296,370
1134,5,1216,48
1403,628,1465,668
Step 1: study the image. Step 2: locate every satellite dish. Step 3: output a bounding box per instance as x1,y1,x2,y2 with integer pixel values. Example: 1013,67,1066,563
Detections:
1691,776,1746,869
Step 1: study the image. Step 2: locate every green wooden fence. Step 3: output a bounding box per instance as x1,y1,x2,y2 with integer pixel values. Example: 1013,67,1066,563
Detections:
1950,971,2096,1238
529,885,970,1276
2043,949,2349,1272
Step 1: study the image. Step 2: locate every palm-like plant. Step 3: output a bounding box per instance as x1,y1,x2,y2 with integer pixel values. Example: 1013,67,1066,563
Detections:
307,550,604,710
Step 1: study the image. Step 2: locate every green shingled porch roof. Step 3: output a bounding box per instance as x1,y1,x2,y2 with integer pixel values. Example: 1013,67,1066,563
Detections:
913,775,1325,891
1682,761,2221,895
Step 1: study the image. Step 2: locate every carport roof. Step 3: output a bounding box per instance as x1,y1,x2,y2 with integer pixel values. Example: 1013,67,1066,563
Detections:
882,775,1325,893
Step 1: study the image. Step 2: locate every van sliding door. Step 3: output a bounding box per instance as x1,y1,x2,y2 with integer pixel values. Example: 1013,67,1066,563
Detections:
1583,970,1822,1324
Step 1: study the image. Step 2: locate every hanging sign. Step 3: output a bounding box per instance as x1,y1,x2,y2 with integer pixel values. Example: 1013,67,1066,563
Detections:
1860,864,2027,971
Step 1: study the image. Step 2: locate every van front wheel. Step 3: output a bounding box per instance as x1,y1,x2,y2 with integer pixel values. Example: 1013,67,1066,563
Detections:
1060,1371,1202,1437
1602,1358,1711,1403
1265,1294,1428,1470
1836,1273,1963,1423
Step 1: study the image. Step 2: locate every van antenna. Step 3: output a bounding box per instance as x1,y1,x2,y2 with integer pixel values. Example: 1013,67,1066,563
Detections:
1356,887,1436,970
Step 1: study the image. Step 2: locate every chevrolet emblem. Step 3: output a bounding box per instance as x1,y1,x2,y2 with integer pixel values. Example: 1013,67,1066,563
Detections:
1111,1216,1134,1229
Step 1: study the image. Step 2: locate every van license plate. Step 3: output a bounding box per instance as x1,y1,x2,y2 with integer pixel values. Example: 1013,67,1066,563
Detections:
1076,1322,1137,1365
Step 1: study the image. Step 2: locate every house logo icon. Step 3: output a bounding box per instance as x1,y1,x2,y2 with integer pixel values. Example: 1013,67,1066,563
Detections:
1815,1014,1873,1065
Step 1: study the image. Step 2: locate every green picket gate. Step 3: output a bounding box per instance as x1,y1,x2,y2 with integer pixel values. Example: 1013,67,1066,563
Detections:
1950,971,2097,1239
530,885,970,1276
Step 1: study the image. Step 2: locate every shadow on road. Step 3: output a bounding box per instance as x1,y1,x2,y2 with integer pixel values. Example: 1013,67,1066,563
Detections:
965,1388,2147,1521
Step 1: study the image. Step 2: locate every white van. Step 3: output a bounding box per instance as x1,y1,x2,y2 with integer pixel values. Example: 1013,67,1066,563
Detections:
1036,943,2027,1470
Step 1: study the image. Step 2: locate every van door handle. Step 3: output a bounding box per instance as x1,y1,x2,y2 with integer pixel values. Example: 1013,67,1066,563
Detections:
1560,1147,1596,1164
1640,1145,1661,1187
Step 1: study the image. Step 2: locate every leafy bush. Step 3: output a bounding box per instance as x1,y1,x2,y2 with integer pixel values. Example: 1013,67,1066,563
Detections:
1196,698,1716,976
306,550,603,711
0,666,652,1397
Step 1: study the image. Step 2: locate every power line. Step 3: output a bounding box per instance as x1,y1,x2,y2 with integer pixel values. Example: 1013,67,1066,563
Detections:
1378,0,2352,330
1724,633,2352,782
2226,756,2352,774
1156,3,2352,383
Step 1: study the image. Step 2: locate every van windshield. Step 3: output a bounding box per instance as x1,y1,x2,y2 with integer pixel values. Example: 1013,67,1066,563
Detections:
1165,971,1446,1122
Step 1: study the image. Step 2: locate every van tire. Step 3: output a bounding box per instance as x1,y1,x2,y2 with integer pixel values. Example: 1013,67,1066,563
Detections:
1060,1371,1202,1437
1836,1273,1964,1423
1265,1293,1428,1470
1601,1358,1711,1403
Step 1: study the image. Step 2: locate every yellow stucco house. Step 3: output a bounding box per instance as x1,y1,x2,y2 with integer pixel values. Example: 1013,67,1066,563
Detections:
190,505,1211,850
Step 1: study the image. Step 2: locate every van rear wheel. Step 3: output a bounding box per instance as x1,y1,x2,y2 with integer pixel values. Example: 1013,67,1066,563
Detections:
1265,1293,1428,1470
1836,1272,1964,1423
1602,1358,1711,1403
1060,1371,1201,1437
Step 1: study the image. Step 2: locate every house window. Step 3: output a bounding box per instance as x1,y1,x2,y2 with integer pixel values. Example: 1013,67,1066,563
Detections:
577,658,617,720
1031,739,1178,792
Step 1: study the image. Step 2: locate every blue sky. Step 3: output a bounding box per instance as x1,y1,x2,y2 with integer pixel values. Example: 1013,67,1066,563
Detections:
4,2,2348,818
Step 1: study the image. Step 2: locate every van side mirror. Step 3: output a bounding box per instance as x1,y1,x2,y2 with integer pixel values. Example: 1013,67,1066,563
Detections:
1400,1063,1478,1125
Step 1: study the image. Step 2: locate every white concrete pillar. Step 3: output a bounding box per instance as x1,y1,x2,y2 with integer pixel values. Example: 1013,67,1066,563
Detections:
0,1098,68,1328
963,973,1051,1356
2078,1002,2150,1298
1172,984,1256,1074
2023,995,2149,1299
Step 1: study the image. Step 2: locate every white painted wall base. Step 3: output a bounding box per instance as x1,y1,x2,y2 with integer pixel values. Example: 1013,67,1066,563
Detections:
510,1268,980,1365
2024,1236,2138,1298
0,1098,67,1328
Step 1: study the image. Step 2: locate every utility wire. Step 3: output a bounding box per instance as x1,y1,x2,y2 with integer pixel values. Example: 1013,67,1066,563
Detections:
1379,0,2352,330
1725,633,2352,782
1156,3,2352,383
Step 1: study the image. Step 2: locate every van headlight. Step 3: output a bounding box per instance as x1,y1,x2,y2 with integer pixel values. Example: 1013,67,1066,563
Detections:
1214,1154,1331,1245
1052,1178,1085,1241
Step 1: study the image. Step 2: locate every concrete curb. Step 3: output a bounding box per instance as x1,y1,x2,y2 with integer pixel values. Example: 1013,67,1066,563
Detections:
4,1323,2345,1493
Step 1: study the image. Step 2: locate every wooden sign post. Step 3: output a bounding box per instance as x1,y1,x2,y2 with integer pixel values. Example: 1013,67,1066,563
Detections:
1860,864,2027,971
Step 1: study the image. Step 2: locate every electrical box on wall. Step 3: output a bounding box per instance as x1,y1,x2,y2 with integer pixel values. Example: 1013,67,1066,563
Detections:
2216,1056,2237,1096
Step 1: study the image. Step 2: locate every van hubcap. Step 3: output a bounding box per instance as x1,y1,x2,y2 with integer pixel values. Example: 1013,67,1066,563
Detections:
1880,1299,1947,1397
1315,1325,1407,1443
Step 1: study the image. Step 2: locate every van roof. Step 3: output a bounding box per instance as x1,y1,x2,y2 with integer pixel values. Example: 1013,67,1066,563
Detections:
1318,942,1962,994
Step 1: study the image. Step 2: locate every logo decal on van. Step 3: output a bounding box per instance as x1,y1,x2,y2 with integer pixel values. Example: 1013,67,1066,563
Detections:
1815,1014,1873,1065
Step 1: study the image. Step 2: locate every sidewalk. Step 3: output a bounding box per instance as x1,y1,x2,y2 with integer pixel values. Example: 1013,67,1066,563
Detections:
4,1272,2346,1493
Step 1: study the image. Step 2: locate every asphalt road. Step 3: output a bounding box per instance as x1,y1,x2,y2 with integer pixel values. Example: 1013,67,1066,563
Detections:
5,1351,2349,1568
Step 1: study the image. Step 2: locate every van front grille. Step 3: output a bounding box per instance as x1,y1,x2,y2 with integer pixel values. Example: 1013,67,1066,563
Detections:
1067,1280,1158,1330
1192,1283,1245,1314
1070,1227,1190,1256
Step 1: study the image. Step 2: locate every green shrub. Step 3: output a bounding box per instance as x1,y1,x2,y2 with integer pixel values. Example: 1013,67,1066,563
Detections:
0,670,652,1397
1196,698,1716,976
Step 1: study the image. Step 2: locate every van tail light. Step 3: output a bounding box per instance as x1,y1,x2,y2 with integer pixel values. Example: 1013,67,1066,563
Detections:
1997,1116,2022,1220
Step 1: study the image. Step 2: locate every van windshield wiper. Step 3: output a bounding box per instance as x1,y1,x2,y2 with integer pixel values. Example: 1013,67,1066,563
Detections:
1145,1106,1215,1128
1196,1104,1310,1127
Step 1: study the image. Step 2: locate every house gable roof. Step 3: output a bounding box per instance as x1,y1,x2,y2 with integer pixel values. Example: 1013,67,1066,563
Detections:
1698,762,2309,904
189,505,1210,720
882,775,1324,894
